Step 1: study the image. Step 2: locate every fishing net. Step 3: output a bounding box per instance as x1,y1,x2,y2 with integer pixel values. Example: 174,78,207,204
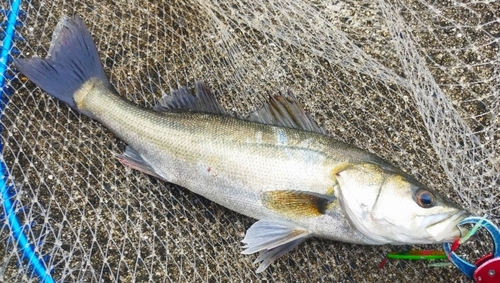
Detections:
0,0,498,282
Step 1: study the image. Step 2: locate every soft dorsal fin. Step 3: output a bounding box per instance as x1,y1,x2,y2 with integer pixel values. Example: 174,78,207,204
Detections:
154,81,226,114
248,91,325,134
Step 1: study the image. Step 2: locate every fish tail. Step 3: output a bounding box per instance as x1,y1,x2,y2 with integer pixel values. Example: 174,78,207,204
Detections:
15,15,111,115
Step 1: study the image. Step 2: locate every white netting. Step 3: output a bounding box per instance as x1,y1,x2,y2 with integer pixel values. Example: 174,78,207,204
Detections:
0,0,498,282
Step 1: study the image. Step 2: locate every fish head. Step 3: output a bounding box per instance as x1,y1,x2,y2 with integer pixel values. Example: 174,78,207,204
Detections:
333,162,469,244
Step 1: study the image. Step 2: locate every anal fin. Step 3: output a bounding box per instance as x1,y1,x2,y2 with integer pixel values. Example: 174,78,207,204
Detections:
117,146,162,179
241,220,310,273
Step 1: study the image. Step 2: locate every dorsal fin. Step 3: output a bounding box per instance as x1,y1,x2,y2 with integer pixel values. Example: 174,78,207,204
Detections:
154,81,226,114
248,91,325,134
156,82,325,134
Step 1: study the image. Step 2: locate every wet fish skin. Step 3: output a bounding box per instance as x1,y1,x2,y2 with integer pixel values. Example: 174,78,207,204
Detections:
75,78,348,228
75,78,414,244
15,15,469,272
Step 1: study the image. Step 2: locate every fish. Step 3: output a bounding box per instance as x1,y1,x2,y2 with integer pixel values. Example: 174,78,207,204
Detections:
15,15,469,273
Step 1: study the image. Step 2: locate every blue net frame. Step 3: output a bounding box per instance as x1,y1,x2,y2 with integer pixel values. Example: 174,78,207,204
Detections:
0,1,55,282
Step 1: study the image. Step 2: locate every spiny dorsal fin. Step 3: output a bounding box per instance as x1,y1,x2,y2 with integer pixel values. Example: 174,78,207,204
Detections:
248,91,325,134
261,190,336,218
241,220,310,273
154,81,226,114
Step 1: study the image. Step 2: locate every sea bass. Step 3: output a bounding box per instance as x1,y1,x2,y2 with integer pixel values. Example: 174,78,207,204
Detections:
15,16,468,272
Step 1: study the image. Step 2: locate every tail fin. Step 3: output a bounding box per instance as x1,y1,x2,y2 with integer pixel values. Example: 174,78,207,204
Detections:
15,15,110,110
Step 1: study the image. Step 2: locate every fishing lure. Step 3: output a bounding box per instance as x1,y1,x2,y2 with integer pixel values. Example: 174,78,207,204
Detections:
382,215,489,271
387,249,447,260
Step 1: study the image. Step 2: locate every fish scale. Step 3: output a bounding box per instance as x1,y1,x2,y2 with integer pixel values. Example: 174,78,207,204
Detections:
77,80,334,193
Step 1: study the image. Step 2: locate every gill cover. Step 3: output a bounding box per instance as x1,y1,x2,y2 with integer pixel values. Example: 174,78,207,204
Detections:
333,162,467,244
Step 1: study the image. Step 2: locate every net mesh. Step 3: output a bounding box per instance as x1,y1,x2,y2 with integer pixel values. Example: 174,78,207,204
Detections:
0,0,498,282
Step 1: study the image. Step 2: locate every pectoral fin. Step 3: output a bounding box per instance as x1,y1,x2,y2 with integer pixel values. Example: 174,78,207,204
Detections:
242,220,310,272
261,190,336,218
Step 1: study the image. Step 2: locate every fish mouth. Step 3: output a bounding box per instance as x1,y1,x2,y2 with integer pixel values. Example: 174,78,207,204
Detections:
425,210,469,242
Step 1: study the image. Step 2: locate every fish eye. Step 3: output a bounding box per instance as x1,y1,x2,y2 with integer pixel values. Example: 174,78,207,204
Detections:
415,189,436,208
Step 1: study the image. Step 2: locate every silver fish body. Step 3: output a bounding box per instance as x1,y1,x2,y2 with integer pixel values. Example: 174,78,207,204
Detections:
77,78,382,245
15,15,469,272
